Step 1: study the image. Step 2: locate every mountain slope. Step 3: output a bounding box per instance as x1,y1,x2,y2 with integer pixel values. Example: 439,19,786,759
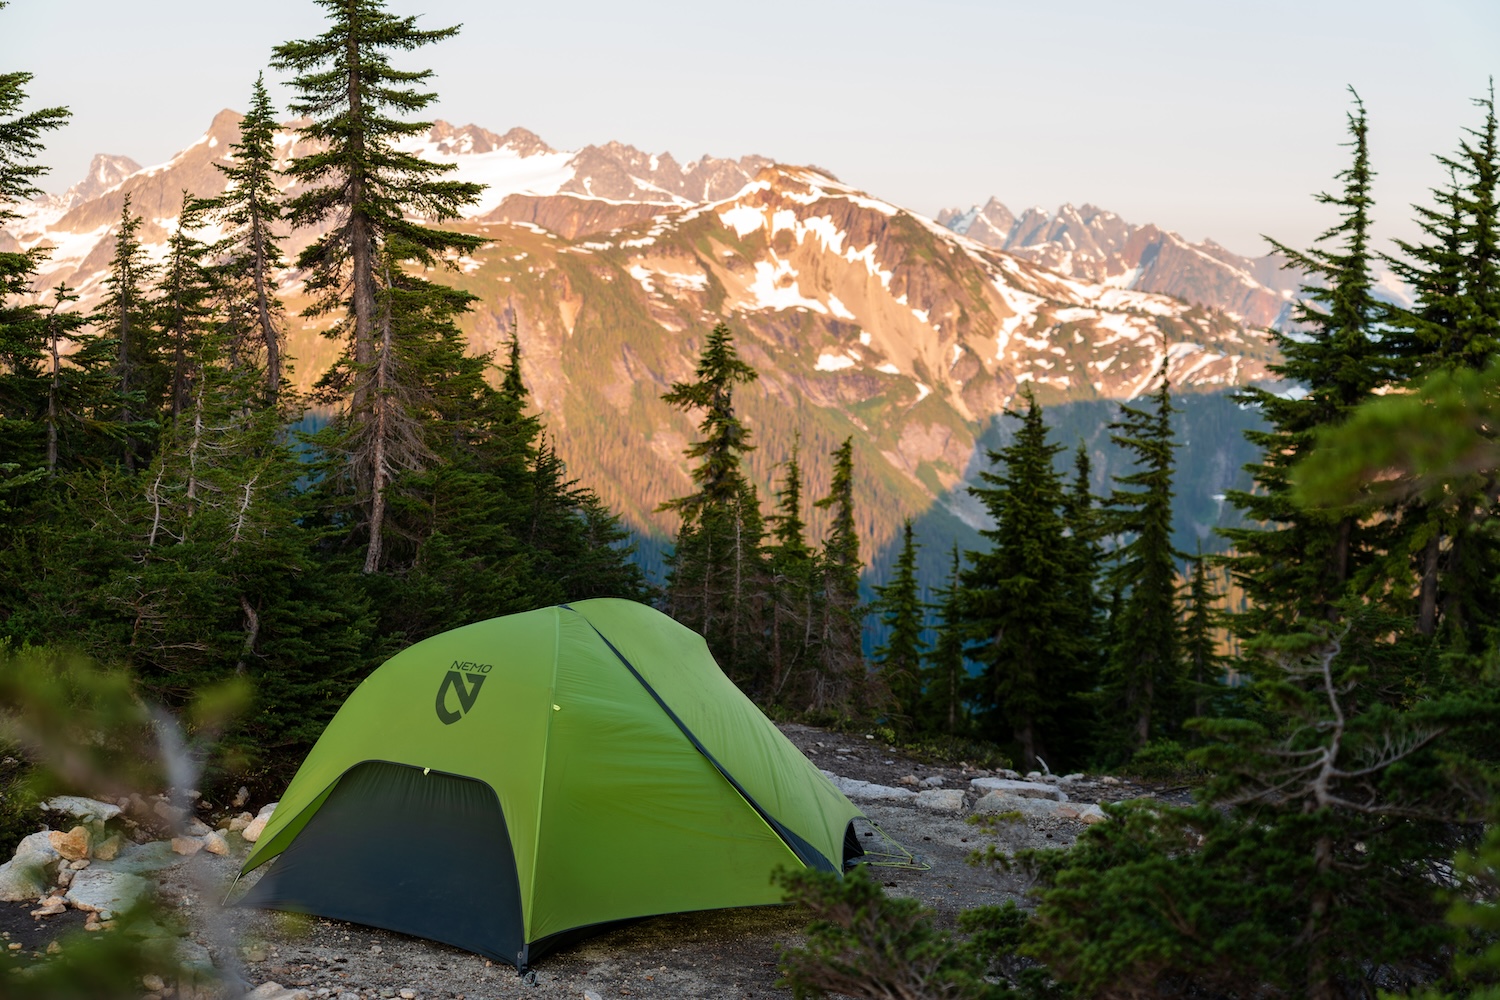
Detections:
6,114,1280,586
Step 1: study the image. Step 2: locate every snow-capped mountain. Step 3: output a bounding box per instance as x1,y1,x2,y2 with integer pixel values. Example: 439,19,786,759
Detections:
4,112,1280,572
936,199,1307,329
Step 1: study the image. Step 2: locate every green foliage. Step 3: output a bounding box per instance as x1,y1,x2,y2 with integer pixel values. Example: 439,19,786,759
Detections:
962,390,1093,770
1101,365,1184,753
920,545,971,735
872,519,925,729
777,865,1029,1000
813,436,865,713
1119,738,1201,783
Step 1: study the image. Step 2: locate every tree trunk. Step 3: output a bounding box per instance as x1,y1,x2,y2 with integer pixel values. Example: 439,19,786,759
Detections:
251,201,280,403
1416,530,1440,636
46,312,60,474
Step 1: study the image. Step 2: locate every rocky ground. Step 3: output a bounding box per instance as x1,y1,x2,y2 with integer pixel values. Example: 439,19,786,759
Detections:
0,724,1177,999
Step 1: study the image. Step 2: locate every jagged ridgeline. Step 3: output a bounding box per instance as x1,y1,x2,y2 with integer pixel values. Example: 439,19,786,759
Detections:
11,111,1283,593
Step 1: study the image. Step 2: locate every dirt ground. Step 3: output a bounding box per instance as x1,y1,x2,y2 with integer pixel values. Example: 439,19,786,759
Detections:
1,724,1169,999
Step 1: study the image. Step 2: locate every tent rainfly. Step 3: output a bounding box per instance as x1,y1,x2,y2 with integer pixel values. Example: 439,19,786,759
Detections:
235,599,867,969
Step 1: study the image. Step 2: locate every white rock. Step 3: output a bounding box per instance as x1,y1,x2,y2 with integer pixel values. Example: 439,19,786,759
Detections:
184,817,213,837
245,984,306,1000
65,867,149,913
969,777,1068,802
256,801,279,819
229,812,254,833
914,789,965,813
585,992,603,1000
241,815,270,843
918,776,945,789
400,992,418,1000
819,772,916,802
0,832,61,901
142,973,165,992
40,795,123,824
1057,803,1108,824
973,792,1070,820
1060,772,1085,783
202,831,230,856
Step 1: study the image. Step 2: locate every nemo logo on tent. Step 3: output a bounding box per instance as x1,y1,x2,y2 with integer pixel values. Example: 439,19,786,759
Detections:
435,670,486,725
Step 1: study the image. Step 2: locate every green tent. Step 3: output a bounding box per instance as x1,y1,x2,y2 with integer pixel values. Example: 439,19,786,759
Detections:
237,599,866,968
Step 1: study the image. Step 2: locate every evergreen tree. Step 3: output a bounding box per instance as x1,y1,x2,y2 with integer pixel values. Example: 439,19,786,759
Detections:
870,519,924,730
766,439,817,703
659,322,766,689
962,389,1086,769
813,436,864,714
919,545,968,735
1222,91,1387,639
272,0,485,573
0,52,68,486
1102,365,1184,751
157,192,216,419
1382,87,1500,643
93,195,161,472
1182,550,1224,720
205,74,289,403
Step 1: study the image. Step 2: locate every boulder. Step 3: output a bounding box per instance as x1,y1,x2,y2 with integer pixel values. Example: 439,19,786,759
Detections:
914,789,965,813
0,831,60,901
40,795,123,825
1056,803,1108,824
819,772,916,803
969,777,1067,802
65,867,149,913
49,826,91,861
973,793,1069,820
202,831,230,856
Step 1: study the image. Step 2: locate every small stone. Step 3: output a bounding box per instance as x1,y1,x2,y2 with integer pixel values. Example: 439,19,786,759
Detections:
202,831,229,856
584,992,602,1000
896,775,919,787
228,812,254,833
143,974,166,992
241,815,269,843
170,837,204,856
97,908,113,921
232,786,250,808
369,944,382,954
69,859,89,870
153,800,186,825
56,868,73,888
1100,775,1121,785
29,902,65,916
184,817,212,837
49,826,90,861
242,942,269,963
1060,772,1085,783
918,775,945,789
256,801,279,819
45,940,60,954
7,942,20,950
400,992,417,1000
92,835,122,862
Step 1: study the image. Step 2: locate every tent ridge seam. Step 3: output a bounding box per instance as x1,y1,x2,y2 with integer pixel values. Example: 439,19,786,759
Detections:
561,605,833,874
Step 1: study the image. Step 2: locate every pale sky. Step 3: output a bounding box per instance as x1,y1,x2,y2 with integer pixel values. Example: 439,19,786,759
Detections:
5,0,1499,259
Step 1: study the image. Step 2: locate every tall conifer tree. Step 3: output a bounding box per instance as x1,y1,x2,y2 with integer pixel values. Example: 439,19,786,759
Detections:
962,390,1086,769
870,519,923,730
272,0,484,572
766,440,817,702
1222,92,1387,640
920,545,968,735
660,322,765,687
206,74,289,403
813,437,864,713
1102,366,1184,751
94,195,160,471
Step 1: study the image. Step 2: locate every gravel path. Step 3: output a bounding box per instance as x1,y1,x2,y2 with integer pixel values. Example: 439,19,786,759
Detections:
2,724,1166,998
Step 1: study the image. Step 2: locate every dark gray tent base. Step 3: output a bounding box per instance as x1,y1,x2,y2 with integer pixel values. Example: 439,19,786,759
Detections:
238,761,531,969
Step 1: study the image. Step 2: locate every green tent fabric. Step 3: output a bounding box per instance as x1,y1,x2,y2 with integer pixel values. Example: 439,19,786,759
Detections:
237,599,866,968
